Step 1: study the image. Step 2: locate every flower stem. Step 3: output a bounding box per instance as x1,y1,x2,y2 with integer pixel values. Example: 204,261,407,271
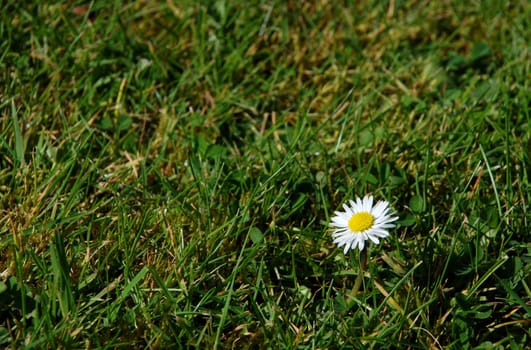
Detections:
347,249,368,304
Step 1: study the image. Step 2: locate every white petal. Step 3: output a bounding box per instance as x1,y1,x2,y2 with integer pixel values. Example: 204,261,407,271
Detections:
371,229,390,237
364,195,374,211
342,203,352,213
367,234,380,244
388,215,399,222
331,217,348,227
372,201,387,216
343,244,350,254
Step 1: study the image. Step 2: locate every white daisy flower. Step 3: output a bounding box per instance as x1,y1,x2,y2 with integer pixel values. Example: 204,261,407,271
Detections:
330,195,398,254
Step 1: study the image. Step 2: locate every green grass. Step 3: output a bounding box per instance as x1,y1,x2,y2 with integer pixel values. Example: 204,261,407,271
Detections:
1,0,530,348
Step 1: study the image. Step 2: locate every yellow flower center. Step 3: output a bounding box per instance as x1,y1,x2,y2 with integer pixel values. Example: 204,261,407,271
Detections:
348,212,374,232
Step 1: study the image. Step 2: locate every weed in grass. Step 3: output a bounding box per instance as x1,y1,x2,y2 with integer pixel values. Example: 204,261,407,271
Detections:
1,1,530,349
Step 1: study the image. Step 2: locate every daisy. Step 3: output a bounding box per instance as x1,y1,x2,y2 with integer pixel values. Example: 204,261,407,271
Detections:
331,195,398,254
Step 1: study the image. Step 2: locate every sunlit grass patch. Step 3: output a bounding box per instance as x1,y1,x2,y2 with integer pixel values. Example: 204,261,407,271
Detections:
1,0,530,348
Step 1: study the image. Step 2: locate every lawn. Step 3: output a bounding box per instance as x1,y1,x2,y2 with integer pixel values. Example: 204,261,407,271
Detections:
1,0,530,349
